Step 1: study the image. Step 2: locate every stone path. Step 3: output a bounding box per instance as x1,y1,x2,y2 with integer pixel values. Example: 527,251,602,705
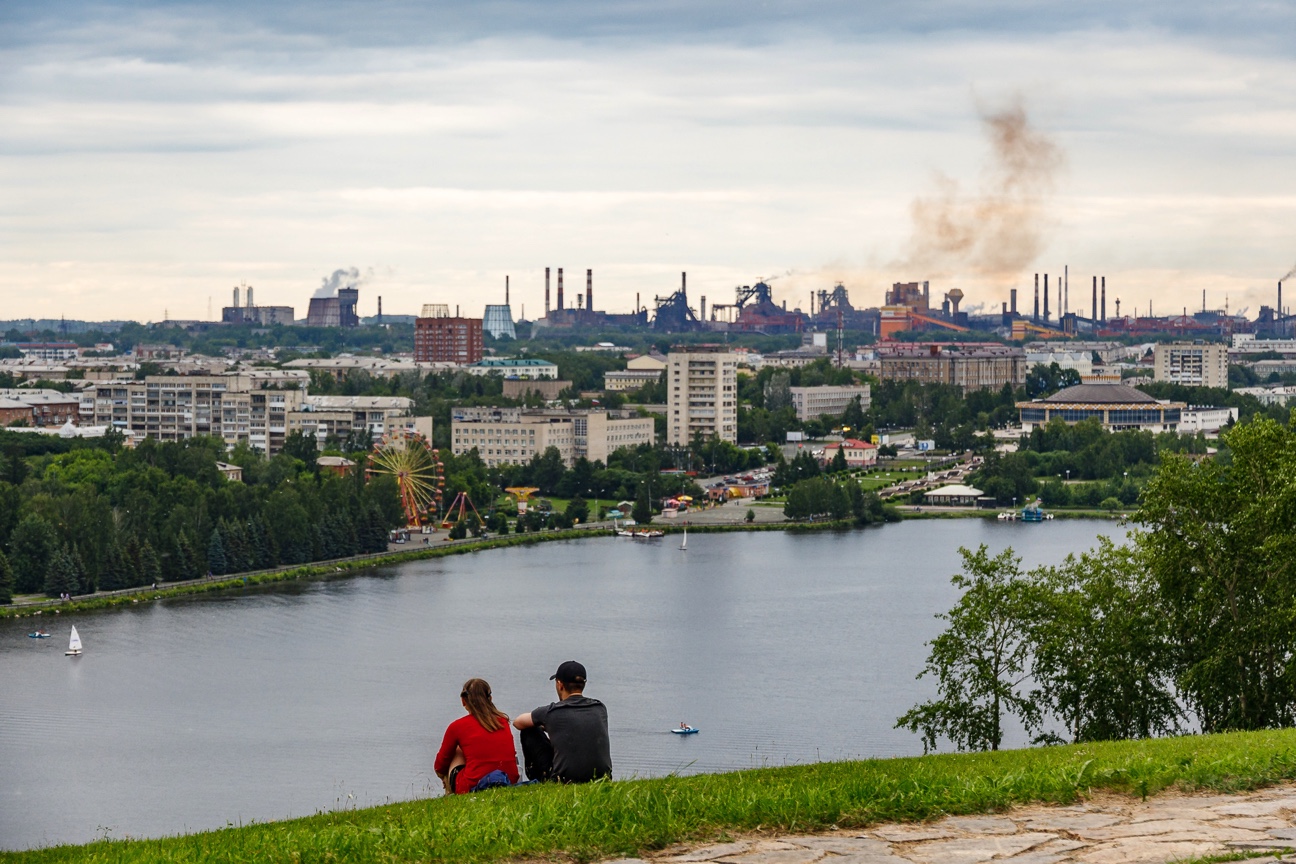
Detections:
605,784,1296,864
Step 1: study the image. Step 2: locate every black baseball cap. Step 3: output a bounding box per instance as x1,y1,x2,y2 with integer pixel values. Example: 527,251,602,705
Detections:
549,660,587,685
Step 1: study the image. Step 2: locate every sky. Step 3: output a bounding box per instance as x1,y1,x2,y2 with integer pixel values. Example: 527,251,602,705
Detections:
2,0,1294,324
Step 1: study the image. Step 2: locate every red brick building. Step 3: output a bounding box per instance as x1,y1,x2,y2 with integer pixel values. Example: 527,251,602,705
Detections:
414,316,483,364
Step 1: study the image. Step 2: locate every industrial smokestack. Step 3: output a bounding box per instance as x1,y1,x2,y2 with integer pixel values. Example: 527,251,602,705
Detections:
247,286,253,308
1044,273,1050,322
701,295,707,321
682,271,687,295
1033,273,1039,323
1279,282,1283,333
923,280,930,309
586,269,592,313
233,286,239,308
377,296,382,323
1093,277,1098,323
557,268,564,310
1010,288,1017,315
545,267,551,315
506,275,510,306
636,292,640,314
1101,277,1106,322
1064,265,1068,315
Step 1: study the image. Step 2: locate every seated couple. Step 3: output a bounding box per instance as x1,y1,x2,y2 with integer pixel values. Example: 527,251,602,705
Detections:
434,660,612,795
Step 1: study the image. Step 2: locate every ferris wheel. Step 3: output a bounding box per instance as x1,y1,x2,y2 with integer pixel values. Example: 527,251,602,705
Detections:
368,430,445,527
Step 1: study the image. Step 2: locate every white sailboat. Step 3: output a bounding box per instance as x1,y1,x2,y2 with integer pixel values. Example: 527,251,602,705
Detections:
680,527,687,551
65,625,82,657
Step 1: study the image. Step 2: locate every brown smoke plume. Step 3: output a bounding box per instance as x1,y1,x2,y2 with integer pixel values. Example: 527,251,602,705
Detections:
901,99,1063,285
1282,262,1296,282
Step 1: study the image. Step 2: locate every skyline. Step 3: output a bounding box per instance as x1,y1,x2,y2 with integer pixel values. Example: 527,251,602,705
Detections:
3,1,1295,323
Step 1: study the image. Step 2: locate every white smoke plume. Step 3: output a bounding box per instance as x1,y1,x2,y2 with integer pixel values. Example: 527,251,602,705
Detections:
314,266,369,299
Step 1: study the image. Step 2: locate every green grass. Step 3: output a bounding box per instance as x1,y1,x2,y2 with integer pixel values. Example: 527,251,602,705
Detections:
9,730,1296,863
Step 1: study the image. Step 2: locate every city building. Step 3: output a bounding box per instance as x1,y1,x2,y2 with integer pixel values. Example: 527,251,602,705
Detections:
1233,385,1296,406
819,438,878,468
1153,342,1229,389
414,310,484,364
1016,383,1187,433
666,346,739,445
287,396,425,444
789,384,871,422
878,344,1026,391
502,379,570,400
79,374,425,454
450,406,655,467
0,389,80,426
1025,350,1094,379
15,342,80,361
603,353,667,391
464,358,558,379
283,356,460,379
0,398,32,426
1178,405,1240,434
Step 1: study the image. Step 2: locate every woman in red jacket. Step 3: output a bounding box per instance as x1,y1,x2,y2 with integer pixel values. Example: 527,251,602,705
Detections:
435,678,520,794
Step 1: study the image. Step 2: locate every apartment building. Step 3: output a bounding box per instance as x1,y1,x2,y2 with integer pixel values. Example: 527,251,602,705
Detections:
414,315,483,363
80,375,422,454
287,396,423,444
1154,342,1229,389
604,353,667,391
789,384,871,422
878,344,1026,391
666,347,739,445
450,406,655,467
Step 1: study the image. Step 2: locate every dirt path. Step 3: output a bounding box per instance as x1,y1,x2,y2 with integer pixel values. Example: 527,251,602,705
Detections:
606,784,1296,864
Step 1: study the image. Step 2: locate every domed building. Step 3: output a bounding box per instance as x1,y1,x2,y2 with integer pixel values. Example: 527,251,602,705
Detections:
1017,383,1186,433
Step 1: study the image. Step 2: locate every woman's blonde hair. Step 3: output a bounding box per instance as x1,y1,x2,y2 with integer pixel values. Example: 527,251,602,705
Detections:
461,678,508,733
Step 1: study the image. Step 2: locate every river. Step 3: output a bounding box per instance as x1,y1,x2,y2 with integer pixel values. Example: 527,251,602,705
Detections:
0,518,1124,850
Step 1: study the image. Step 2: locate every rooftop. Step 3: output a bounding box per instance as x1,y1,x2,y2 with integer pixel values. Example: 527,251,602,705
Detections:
1040,384,1158,404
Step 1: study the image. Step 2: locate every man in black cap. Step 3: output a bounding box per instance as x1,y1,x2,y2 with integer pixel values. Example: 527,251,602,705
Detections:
512,660,612,783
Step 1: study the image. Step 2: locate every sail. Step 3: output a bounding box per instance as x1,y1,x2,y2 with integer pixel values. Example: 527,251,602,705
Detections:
68,626,81,652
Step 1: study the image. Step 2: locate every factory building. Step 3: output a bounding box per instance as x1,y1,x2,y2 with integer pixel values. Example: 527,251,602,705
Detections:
450,406,654,467
221,285,295,325
414,305,484,364
305,287,360,327
666,346,739,445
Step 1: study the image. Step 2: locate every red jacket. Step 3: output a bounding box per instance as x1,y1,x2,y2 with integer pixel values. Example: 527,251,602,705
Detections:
434,713,519,794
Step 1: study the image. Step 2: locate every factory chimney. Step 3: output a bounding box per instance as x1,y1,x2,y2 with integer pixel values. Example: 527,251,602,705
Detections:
682,272,687,295
557,268,564,310
1044,273,1050,322
545,268,551,315
377,296,382,324
1033,273,1039,323
233,286,240,308
505,275,510,306
586,269,593,313
636,292,640,315
1093,277,1098,323
1101,277,1106,322
1064,265,1068,315
701,295,707,321
247,286,253,308
1280,282,1284,337
1010,288,1017,315
923,280,930,309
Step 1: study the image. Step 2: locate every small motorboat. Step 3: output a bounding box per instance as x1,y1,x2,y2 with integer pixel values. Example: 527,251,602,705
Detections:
672,724,699,735
28,630,51,639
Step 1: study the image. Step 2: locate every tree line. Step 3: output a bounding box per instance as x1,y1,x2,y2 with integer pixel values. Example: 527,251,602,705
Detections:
898,415,1296,750
0,432,404,603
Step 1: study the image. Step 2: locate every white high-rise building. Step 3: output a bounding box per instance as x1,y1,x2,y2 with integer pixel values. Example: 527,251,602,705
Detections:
1153,342,1229,389
666,347,739,445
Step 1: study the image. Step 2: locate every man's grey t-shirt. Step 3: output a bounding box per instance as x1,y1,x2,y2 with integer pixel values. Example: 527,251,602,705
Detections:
530,694,612,783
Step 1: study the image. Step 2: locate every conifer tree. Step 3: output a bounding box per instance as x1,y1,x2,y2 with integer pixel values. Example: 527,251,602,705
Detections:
99,542,126,591
140,542,162,585
207,530,228,576
43,547,78,598
0,549,13,605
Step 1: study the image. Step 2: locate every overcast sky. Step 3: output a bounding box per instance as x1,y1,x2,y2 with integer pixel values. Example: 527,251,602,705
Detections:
2,0,1294,324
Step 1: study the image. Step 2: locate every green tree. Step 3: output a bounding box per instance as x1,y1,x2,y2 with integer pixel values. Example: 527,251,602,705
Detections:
1137,417,1296,733
632,481,653,525
566,494,590,525
0,549,12,604
745,508,755,523
281,430,319,465
43,546,79,598
1026,538,1181,743
896,545,1039,752
9,513,58,594
207,531,228,576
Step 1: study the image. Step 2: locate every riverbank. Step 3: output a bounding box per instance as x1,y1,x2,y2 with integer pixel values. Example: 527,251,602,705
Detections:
6,729,1296,862
0,509,1122,619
